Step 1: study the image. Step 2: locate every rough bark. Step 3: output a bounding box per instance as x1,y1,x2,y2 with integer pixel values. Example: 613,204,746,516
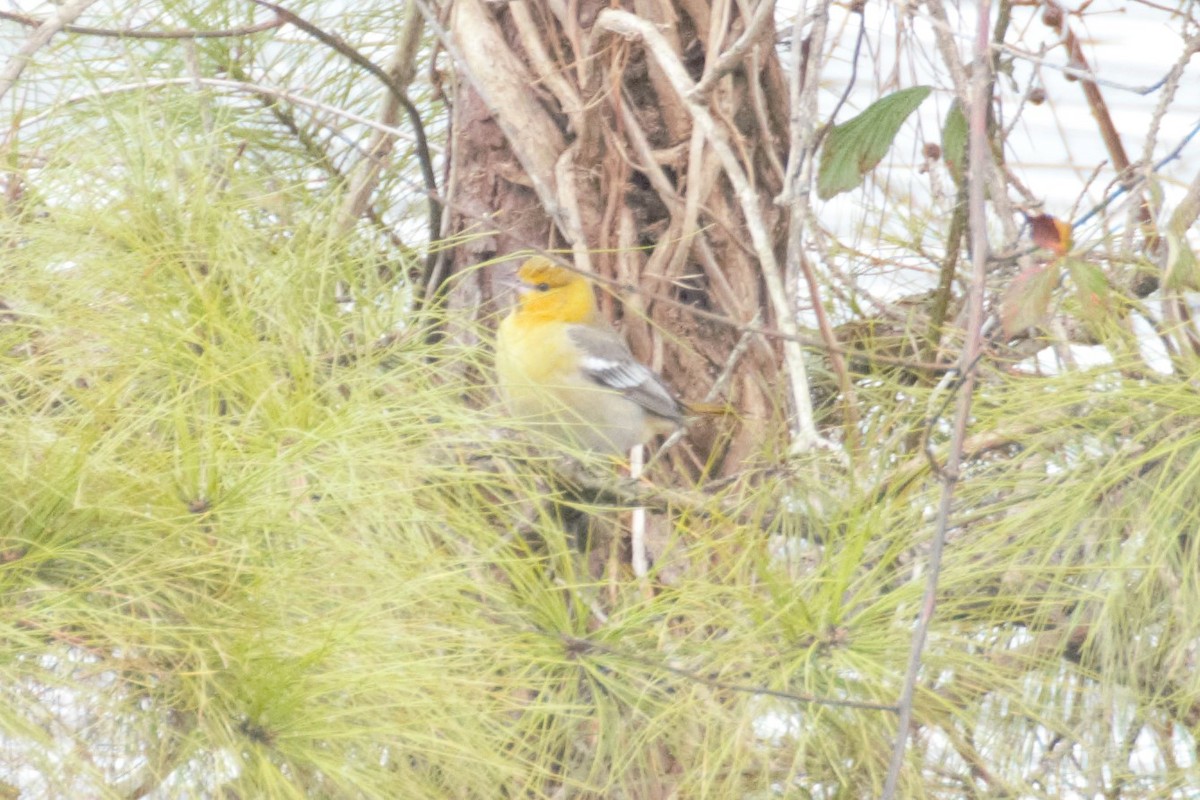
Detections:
442,0,792,477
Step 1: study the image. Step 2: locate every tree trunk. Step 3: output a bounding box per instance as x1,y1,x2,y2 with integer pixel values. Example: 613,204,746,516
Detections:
443,0,795,476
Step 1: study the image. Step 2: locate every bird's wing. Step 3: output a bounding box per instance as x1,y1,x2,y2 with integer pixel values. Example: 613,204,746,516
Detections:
568,325,684,423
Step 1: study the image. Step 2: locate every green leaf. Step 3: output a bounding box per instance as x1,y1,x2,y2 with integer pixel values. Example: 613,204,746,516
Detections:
1000,263,1059,339
817,86,933,200
941,100,967,184
1066,258,1113,328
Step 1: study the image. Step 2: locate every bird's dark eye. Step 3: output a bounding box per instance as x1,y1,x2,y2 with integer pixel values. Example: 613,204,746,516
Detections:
535,282,550,292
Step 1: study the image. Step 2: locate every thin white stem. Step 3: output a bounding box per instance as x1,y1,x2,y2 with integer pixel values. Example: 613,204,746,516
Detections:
629,444,648,580
596,7,824,452
780,0,833,453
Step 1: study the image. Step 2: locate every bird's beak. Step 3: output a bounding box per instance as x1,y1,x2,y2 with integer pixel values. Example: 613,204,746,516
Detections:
496,272,530,303
498,272,529,296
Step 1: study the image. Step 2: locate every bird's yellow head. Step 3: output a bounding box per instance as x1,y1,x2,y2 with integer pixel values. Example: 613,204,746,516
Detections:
510,257,598,325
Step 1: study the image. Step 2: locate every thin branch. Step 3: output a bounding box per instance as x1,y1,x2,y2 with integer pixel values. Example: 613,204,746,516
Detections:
797,247,859,442
924,0,1019,243
777,0,834,455
554,144,595,278
1165,166,1200,249
247,0,441,264
508,0,585,129
689,0,778,99
335,0,427,234
794,2,866,446
628,444,649,582
810,2,867,155
0,0,98,105
596,7,827,452
746,46,786,185
992,39,1177,94
1074,117,1200,230
653,312,758,458
924,181,968,372
882,1,994,795
1037,0,1154,247
0,9,283,39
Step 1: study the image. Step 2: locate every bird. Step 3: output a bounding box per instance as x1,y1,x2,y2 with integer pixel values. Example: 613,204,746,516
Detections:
495,256,684,456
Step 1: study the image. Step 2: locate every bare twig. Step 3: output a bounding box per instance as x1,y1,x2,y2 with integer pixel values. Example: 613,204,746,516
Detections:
654,312,760,458
746,46,786,185
777,0,836,457
882,2,994,795
992,39,1178,94
596,7,827,453
0,9,283,40
1163,166,1200,355
508,0,586,135
1138,33,1200,208
0,0,98,105
797,247,858,440
810,2,867,155
1037,0,1154,249
554,144,595,277
924,0,1019,243
924,182,967,371
790,2,864,441
182,40,213,139
1165,169,1200,255
336,0,426,234
667,114,714,280
689,0,778,99
247,0,442,282
1075,117,1200,230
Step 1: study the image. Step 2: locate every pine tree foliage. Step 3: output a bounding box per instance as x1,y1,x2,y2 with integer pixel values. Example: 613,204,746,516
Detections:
1,1,1199,798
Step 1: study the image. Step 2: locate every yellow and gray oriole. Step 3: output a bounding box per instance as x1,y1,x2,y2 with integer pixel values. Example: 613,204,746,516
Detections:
495,256,684,454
